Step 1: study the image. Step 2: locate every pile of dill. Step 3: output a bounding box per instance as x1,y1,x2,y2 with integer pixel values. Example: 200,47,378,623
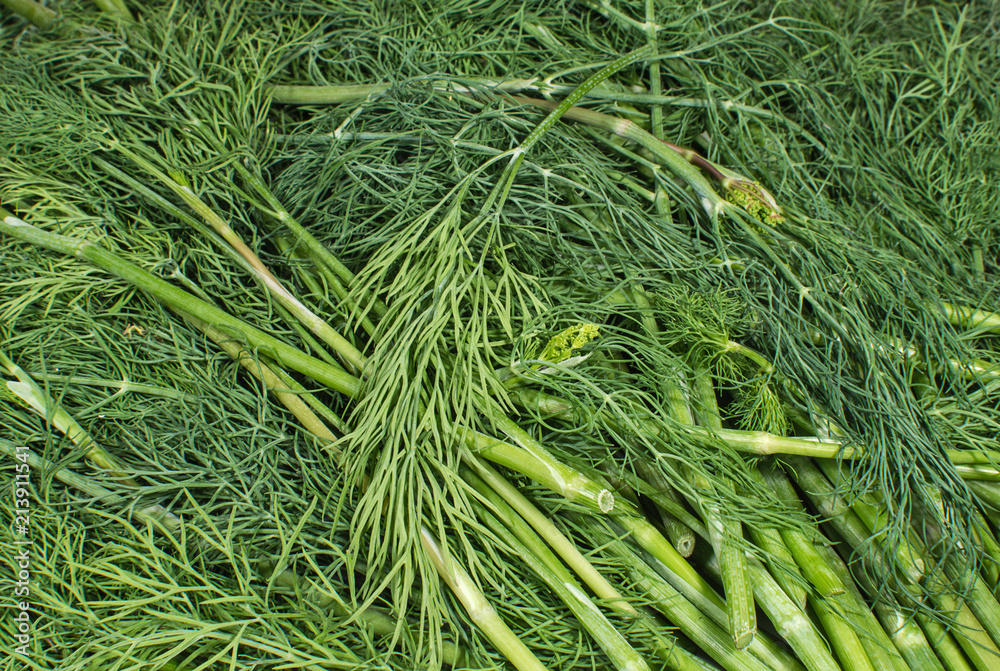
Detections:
1,1,998,670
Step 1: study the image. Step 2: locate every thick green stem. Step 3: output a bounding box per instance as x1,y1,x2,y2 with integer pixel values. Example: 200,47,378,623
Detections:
809,596,875,671
690,366,755,648
489,46,654,216
744,470,809,609
511,387,853,458
93,0,133,20
107,142,368,374
760,467,850,598
634,459,698,557
1,349,136,484
0,212,361,398
813,537,912,671
269,83,392,105
508,95,729,216
604,535,774,671
0,0,57,29
463,472,653,671
936,302,1000,334
462,457,637,617
230,160,388,325
419,526,548,671
0,438,177,531
178,312,342,450
739,556,840,671
813,459,926,582
916,616,974,671
461,424,614,514
787,456,924,586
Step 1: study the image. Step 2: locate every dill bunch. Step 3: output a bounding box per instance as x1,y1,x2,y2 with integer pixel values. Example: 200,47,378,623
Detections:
2,1,999,670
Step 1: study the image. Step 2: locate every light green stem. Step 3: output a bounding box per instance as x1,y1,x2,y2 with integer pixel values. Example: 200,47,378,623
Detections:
511,387,853,458
813,538,912,671
92,0,132,20
462,457,636,616
270,83,391,104
810,596,876,671
461,424,614,514
634,459,698,556
936,302,1000,334
605,535,774,671
107,142,368,374
1,349,135,484
814,460,925,582
786,457,924,586
690,366,755,649
760,467,850,598
490,45,654,217
0,212,361,398
0,438,178,531
179,311,341,450
0,0,57,28
230,160,388,324
740,557,840,671
464,472,652,671
419,526,548,671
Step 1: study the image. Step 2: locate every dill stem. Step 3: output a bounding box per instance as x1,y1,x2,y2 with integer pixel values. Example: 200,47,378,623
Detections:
462,457,637,617
913,616,973,671
629,287,697,555
615,514,749,651
759,467,847,599
970,508,1000,590
0,211,362,398
462,418,615,514
742,470,809,609
871,603,945,671
923,583,1000,670
93,0,132,20
908,495,1000,653
787,457,924,586
814,460,926,581
486,45,654,218
0,0,57,29
818,537,942,671
768,471,908,670
634,459,697,557
604,535,774,671
266,365,352,437
809,596,876,671
747,524,808,610
690,365,755,649
935,302,1000,334
969,480,1000,513
786,471,926,666
511,387,852,458
611,466,709,540
109,141,368,374
269,83,391,105
507,95,728,216
463,472,653,671
178,311,341,449
0,437,177,530
738,556,839,671
419,526,548,671
229,159,388,323
0,349,137,485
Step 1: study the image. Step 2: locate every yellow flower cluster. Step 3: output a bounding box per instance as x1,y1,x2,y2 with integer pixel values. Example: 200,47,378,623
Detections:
538,323,600,364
